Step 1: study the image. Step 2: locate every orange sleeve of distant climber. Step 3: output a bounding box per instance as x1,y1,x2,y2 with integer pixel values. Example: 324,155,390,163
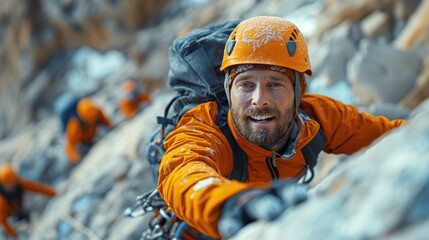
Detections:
0,196,17,238
19,178,57,197
120,92,151,118
138,92,151,104
119,98,137,118
65,119,83,163
96,108,113,128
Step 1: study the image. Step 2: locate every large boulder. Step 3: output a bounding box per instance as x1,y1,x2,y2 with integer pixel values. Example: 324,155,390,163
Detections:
347,40,422,104
234,106,429,240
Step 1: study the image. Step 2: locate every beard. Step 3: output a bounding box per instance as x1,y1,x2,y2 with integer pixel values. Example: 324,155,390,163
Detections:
231,106,294,147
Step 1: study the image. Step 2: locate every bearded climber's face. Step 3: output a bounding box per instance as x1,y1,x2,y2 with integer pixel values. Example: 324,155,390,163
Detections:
230,68,295,147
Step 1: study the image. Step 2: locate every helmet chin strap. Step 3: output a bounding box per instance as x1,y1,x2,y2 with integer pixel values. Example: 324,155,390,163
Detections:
293,70,300,112
283,70,301,133
225,68,232,105
286,70,300,128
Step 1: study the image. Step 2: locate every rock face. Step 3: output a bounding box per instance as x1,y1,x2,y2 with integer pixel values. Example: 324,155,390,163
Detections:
26,93,174,240
400,58,429,108
0,0,171,139
1,0,429,239
347,39,422,104
233,106,429,240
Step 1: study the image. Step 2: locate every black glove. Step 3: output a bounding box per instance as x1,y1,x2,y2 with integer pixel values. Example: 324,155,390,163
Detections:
218,180,307,239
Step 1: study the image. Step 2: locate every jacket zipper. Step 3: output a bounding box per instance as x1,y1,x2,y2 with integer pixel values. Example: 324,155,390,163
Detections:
265,156,279,181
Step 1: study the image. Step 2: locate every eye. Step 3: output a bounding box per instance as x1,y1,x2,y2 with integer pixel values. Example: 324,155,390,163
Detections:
268,82,283,88
238,81,254,89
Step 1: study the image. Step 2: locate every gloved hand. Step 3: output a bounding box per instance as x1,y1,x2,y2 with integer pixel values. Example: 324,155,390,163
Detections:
218,180,307,239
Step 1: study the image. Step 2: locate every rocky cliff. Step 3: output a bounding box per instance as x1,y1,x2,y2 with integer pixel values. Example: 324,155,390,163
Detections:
1,0,428,239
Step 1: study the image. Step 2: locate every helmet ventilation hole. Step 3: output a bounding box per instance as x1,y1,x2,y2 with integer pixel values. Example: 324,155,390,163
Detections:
226,40,236,56
230,30,237,40
290,29,298,40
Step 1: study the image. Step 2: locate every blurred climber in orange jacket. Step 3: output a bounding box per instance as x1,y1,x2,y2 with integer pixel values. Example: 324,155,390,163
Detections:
0,164,56,238
65,98,113,163
119,80,151,119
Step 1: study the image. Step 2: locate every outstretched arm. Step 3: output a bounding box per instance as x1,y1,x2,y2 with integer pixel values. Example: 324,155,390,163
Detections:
300,94,406,154
96,109,112,128
18,178,56,197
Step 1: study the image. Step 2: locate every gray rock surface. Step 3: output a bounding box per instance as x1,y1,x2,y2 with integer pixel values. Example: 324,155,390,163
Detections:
347,39,422,104
357,103,411,120
234,107,429,240
1,0,429,239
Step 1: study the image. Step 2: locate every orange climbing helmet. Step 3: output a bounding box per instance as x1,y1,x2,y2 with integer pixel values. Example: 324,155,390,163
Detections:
220,16,312,75
221,16,312,101
0,164,18,185
77,98,98,123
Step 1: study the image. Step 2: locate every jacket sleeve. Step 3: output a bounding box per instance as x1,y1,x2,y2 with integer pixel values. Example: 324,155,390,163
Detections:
0,196,17,238
138,92,151,104
300,94,406,154
18,178,57,197
157,103,264,238
96,108,112,128
118,99,135,118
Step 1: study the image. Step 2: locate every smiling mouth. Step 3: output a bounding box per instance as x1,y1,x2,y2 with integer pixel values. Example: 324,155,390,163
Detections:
249,115,274,122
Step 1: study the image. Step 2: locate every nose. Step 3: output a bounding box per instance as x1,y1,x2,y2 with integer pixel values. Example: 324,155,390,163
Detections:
251,85,269,107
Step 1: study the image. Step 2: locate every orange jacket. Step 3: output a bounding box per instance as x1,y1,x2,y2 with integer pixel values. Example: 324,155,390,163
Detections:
119,91,151,118
65,101,112,163
0,178,56,238
158,93,405,238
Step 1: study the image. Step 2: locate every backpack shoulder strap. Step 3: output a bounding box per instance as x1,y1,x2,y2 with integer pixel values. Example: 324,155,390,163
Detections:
216,107,248,182
299,110,326,183
301,127,326,171
0,183,24,204
0,185,5,198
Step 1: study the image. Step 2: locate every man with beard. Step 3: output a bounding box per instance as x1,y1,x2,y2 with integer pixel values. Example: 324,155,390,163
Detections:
157,16,405,239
